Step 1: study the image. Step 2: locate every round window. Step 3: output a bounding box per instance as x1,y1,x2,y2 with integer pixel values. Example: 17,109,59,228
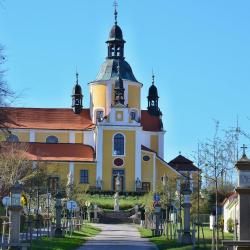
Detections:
143,155,150,161
114,158,124,167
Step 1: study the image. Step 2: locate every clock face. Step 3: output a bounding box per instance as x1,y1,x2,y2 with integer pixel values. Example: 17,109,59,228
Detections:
143,155,150,161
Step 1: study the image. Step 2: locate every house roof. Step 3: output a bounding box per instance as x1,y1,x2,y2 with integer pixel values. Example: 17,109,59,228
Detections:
22,142,95,162
0,108,94,130
0,107,163,132
168,155,200,172
141,110,163,132
141,145,156,153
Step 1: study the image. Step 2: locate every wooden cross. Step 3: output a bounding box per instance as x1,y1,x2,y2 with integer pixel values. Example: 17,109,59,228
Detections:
241,144,247,157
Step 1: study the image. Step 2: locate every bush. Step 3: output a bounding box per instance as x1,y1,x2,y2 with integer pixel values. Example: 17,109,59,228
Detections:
227,218,234,233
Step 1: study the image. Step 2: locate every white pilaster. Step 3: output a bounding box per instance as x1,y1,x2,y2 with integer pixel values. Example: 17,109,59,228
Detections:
83,130,95,148
96,126,103,184
124,81,128,106
69,162,74,183
135,128,142,184
153,153,156,192
30,130,35,142
69,131,75,143
106,82,112,114
158,132,164,158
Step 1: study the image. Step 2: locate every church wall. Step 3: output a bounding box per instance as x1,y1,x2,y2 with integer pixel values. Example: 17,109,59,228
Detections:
151,135,159,153
155,158,179,191
128,85,140,110
0,130,30,142
102,129,135,192
46,162,69,186
75,132,84,144
74,163,96,190
35,132,69,143
141,151,154,189
91,84,106,112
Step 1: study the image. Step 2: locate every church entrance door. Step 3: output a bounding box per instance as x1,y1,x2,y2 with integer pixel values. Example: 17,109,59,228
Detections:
112,169,125,192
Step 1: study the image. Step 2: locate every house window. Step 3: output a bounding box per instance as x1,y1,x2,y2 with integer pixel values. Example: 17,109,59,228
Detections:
46,135,59,143
80,170,89,184
130,111,136,120
113,133,125,156
6,134,19,142
96,110,104,122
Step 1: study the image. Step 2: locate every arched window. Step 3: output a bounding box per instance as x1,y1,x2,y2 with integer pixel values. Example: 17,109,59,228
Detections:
46,135,59,143
113,133,125,156
6,134,19,142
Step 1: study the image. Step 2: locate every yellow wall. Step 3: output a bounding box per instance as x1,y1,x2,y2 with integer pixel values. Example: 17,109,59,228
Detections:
46,162,69,185
151,135,158,153
75,132,83,143
102,130,135,192
155,158,179,191
74,163,96,190
0,130,29,142
128,85,140,110
35,132,69,143
92,84,106,110
141,151,154,190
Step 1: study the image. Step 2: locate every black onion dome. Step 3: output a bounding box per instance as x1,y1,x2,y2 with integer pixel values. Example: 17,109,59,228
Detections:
148,84,158,98
108,24,124,41
72,83,82,95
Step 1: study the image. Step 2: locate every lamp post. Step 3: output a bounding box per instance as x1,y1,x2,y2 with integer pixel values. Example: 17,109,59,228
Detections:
54,191,63,237
8,181,23,248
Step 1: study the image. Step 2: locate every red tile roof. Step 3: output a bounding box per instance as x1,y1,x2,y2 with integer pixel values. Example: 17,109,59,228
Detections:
0,108,94,130
1,142,96,162
141,110,163,132
141,145,156,153
0,108,162,132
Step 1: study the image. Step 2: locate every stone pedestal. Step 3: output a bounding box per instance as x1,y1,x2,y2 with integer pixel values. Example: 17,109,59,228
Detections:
181,189,192,244
114,192,120,212
8,205,23,247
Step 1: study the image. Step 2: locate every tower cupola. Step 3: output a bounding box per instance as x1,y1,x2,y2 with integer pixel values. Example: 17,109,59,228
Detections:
106,2,126,59
147,73,162,117
114,64,125,105
72,72,83,114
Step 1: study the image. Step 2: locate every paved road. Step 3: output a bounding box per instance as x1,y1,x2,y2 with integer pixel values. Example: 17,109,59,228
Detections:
77,224,157,250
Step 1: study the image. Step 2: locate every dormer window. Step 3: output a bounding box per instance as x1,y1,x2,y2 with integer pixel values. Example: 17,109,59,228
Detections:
130,111,136,121
46,136,59,144
96,110,104,123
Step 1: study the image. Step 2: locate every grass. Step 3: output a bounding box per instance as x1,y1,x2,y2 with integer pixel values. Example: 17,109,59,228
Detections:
31,223,101,250
139,226,234,250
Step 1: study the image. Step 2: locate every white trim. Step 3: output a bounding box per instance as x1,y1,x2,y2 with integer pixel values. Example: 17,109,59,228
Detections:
106,83,112,113
135,128,142,186
69,131,75,143
97,125,142,131
30,130,35,142
124,81,128,106
112,132,126,157
69,162,74,183
89,80,143,88
158,133,164,158
153,153,156,192
83,130,95,148
96,126,103,184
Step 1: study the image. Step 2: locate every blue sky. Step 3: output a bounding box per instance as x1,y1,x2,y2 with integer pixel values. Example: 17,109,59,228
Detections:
1,0,249,161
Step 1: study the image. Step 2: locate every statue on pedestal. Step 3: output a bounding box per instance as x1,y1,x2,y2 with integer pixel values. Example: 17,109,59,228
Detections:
114,174,120,211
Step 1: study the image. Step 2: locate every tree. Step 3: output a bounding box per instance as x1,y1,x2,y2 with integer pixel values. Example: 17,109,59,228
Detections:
0,142,48,199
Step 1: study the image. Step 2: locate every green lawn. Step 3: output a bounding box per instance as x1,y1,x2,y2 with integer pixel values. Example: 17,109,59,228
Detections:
139,226,234,250
31,224,101,250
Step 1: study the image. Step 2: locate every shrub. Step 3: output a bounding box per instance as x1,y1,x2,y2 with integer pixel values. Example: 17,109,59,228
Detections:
227,218,234,233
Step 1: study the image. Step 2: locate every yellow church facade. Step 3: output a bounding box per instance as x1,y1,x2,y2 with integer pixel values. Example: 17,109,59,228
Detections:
0,10,200,193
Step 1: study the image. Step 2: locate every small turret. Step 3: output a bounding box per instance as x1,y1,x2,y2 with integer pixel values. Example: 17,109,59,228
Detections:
147,73,162,117
72,72,83,114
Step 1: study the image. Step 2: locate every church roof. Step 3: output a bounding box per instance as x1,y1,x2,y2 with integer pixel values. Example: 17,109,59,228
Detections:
0,108,94,130
95,58,138,82
0,108,163,132
168,155,200,172
141,110,163,132
6,142,95,162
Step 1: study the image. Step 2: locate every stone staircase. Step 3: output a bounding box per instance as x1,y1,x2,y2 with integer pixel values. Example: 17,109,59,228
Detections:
98,210,136,224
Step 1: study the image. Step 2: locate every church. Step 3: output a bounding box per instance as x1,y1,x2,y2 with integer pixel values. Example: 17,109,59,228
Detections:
0,7,199,193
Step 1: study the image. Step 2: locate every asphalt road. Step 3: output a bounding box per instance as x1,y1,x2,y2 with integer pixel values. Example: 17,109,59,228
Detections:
77,224,157,250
